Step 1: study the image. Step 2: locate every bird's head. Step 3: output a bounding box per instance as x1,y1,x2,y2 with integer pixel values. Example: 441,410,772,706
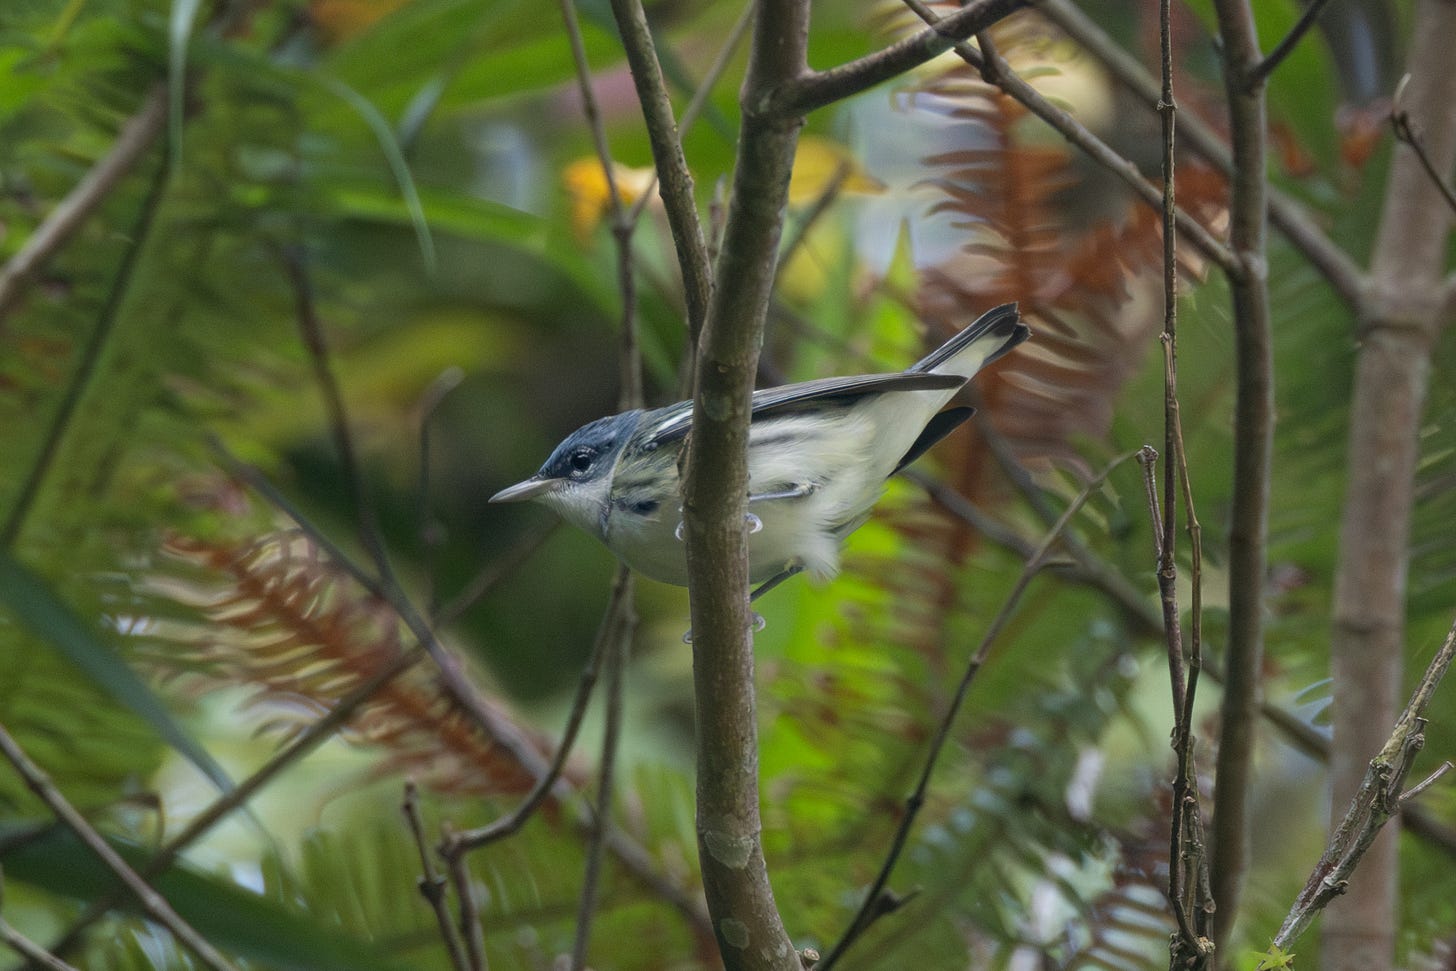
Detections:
489,410,642,540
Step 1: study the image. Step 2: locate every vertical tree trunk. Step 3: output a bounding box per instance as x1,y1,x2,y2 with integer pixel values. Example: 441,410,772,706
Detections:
1323,3,1456,968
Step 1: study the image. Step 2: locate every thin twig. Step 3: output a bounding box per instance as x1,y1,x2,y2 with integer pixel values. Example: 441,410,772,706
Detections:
0,152,172,549
900,0,1240,275
606,0,713,343
1035,0,1367,308
1246,0,1333,89
1273,616,1456,950
0,868,82,971
626,0,756,231
445,831,487,971
36,641,423,962
817,452,1136,970
403,783,472,971
1399,760,1453,803
570,569,633,971
1208,0,1275,949
444,567,633,853
0,918,80,971
282,246,393,571
0,84,168,320
1136,447,1185,733
0,724,239,971
1154,10,1215,957
1390,77,1456,218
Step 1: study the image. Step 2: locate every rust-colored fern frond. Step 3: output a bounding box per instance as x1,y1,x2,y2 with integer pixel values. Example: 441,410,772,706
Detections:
147,532,550,798
908,9,1227,480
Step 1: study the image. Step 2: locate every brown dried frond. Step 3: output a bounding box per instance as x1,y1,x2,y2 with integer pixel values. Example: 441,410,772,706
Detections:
910,12,1228,481
151,532,551,798
828,9,1230,662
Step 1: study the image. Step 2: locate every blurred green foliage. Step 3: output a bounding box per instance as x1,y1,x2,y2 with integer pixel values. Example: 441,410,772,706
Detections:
1,1,1454,969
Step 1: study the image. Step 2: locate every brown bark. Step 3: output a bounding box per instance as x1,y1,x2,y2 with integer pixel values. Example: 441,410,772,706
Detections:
1323,2,1456,968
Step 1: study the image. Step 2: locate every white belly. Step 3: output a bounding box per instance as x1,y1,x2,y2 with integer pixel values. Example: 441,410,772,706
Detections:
604,388,956,586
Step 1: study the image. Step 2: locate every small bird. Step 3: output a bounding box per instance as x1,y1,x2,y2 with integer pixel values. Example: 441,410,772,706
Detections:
491,304,1029,600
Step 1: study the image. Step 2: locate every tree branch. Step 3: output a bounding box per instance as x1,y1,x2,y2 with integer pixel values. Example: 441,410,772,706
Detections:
672,0,811,965
403,783,473,971
0,724,240,971
818,452,1135,970
1246,0,1334,90
1208,0,1274,951
570,574,631,971
0,84,168,321
1390,77,1456,218
769,0,1026,117
901,1,1241,275
1274,615,1456,952
606,0,713,343
1035,0,1367,308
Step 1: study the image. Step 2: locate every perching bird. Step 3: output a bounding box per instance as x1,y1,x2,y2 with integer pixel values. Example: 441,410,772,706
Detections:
490,304,1028,600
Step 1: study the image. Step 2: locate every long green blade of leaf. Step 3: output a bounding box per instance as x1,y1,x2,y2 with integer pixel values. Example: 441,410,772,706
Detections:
168,0,203,163
323,75,438,274
0,552,234,794
0,823,414,971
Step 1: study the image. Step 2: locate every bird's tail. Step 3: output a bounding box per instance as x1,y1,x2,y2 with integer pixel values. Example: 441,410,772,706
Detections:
909,303,1029,379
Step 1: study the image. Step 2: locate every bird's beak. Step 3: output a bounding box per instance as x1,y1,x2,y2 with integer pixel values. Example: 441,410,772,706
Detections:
489,475,563,504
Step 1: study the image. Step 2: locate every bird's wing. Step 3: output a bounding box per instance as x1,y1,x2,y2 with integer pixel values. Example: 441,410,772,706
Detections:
643,371,965,446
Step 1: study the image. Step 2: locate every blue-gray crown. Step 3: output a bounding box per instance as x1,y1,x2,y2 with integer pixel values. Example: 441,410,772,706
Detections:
538,410,643,482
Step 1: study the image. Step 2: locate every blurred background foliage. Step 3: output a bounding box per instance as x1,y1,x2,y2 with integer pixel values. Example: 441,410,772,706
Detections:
0,0,1453,969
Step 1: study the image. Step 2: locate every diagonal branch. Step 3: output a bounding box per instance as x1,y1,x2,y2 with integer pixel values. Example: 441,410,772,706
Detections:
817,452,1136,971
1390,80,1456,217
1036,0,1367,308
769,0,1026,116
0,723,239,971
1273,615,1456,951
607,0,713,343
0,85,168,321
901,0,1241,275
1246,0,1334,90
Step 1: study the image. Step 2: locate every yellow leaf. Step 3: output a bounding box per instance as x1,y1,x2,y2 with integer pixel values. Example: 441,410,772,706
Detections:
561,157,657,241
311,0,414,43
788,135,885,205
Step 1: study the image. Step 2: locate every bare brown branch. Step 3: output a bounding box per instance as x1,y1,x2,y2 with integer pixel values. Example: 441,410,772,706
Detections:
1207,1,1274,949
673,0,811,963
1276,616,1456,951
0,85,167,321
1036,0,1367,307
606,0,713,344
0,724,240,971
819,452,1136,970
900,0,1240,274
772,0,1026,116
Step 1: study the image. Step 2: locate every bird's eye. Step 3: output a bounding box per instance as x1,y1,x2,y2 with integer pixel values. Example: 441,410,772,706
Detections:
569,449,594,473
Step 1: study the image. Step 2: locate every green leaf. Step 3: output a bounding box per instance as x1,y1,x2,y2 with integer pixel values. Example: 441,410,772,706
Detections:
0,552,234,795
0,823,415,971
168,0,203,164
321,75,438,274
